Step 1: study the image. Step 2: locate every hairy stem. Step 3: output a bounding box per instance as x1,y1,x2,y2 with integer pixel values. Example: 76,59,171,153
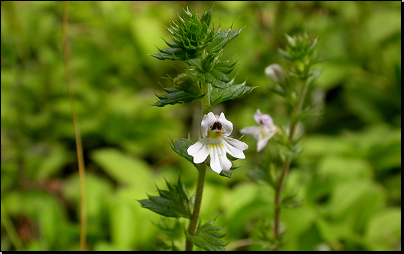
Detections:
185,81,212,251
273,79,310,249
63,2,87,251
185,163,207,251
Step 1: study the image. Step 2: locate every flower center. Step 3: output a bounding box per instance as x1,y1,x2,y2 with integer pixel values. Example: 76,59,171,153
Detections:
207,130,222,138
207,121,224,138
210,121,222,131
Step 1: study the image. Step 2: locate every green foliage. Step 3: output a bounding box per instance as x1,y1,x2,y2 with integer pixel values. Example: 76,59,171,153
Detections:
138,177,193,219
151,6,253,107
186,218,227,251
0,1,400,251
152,87,204,107
152,7,214,61
170,138,197,169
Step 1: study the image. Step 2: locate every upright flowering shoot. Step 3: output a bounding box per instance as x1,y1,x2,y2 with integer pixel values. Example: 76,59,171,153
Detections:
188,112,248,174
140,7,254,251
240,109,278,152
243,34,323,251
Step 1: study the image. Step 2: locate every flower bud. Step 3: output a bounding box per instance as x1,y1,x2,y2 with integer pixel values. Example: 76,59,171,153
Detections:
173,73,201,95
265,64,286,84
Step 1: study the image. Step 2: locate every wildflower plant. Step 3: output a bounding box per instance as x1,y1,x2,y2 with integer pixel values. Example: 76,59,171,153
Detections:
242,34,323,250
138,7,255,251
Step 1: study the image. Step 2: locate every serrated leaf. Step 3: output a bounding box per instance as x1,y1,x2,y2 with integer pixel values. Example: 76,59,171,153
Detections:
171,139,197,169
210,80,256,106
186,218,227,251
200,7,212,26
186,58,203,72
206,27,243,54
198,72,227,88
215,59,238,74
138,178,193,218
219,169,232,178
152,87,204,107
210,69,230,83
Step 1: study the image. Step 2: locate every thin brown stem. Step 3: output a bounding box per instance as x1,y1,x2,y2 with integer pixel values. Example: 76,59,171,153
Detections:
273,79,310,250
63,2,87,251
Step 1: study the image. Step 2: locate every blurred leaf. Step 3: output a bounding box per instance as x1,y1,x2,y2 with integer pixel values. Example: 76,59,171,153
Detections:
365,208,401,251
91,148,155,190
317,156,374,182
248,162,277,188
282,194,302,209
327,180,386,232
36,143,71,180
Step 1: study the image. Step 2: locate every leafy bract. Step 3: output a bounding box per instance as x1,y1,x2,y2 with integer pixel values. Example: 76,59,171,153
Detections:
138,178,193,219
210,79,256,106
152,87,204,107
186,218,227,251
171,138,197,169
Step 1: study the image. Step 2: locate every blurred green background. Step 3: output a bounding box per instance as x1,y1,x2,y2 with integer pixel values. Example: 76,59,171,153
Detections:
1,1,401,251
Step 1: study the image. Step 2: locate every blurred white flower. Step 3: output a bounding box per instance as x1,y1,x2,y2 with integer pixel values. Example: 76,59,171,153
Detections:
240,109,278,152
187,112,248,174
265,64,286,84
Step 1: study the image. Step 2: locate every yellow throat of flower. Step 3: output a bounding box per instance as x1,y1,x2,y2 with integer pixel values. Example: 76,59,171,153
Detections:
207,131,223,138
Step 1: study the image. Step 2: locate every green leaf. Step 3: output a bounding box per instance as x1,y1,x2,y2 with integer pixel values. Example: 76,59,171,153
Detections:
248,162,277,188
198,71,227,88
138,177,193,219
214,59,238,74
210,69,230,83
281,193,302,209
186,218,227,251
210,79,256,106
171,138,197,169
200,7,212,26
206,27,243,54
152,87,204,107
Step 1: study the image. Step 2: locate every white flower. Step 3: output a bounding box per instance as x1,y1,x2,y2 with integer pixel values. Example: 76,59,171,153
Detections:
265,64,286,84
187,112,248,174
240,109,278,152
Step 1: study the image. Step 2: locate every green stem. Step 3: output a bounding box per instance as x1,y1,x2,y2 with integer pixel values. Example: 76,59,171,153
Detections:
200,82,212,115
185,163,207,251
273,79,310,249
185,81,212,251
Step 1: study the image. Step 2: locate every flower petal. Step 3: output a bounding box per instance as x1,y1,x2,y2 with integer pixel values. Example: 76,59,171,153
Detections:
187,138,209,163
257,137,270,152
209,144,223,174
201,112,218,137
240,126,261,141
219,154,232,172
218,112,233,136
254,109,274,127
223,137,248,159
